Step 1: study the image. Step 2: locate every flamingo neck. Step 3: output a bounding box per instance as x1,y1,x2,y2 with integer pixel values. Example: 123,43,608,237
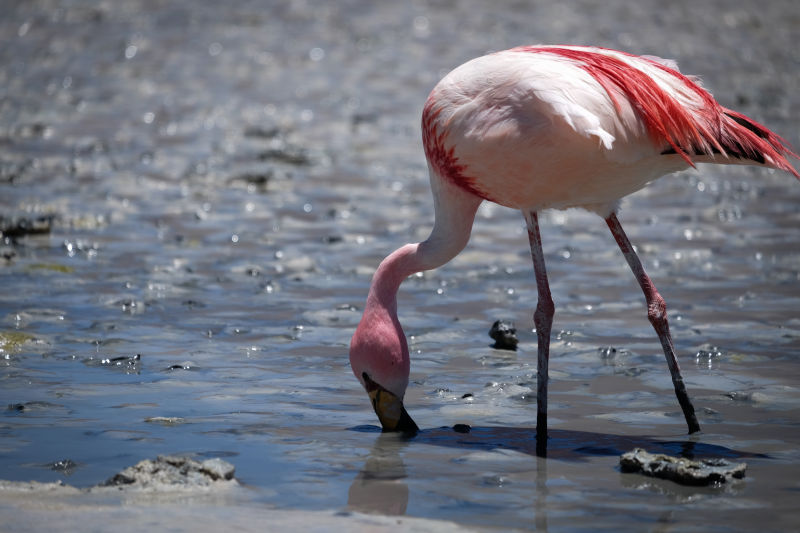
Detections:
364,182,482,316
349,243,424,399
365,243,423,314
350,186,479,399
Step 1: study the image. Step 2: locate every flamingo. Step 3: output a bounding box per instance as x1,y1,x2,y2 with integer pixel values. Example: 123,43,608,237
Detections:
349,45,798,455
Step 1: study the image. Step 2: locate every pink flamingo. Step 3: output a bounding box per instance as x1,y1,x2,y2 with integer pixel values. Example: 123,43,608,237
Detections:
349,45,798,455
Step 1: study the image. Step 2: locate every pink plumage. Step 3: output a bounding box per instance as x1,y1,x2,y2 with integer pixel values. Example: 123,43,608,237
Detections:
352,45,798,454
422,45,797,212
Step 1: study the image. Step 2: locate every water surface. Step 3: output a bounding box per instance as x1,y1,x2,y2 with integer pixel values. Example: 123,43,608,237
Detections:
1,1,799,530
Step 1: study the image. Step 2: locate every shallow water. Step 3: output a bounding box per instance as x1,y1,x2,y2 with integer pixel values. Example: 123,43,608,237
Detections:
1,0,799,530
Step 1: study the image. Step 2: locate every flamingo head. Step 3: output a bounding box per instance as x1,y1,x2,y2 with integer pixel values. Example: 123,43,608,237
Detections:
349,308,419,434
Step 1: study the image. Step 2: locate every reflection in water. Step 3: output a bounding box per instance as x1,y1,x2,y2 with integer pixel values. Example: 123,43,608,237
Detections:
1,0,797,529
346,424,762,524
347,433,410,515
535,456,548,532
618,465,745,500
348,428,556,527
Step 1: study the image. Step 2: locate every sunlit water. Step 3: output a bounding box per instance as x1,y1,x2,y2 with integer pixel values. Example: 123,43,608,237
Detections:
1,0,799,530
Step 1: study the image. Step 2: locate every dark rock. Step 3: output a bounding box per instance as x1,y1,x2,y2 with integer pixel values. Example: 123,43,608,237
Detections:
453,424,471,434
620,448,746,486
258,146,311,166
83,354,141,374
598,346,618,358
101,354,141,370
14,123,51,139
725,390,767,403
227,172,272,192
49,459,78,474
0,215,54,239
243,126,281,139
489,320,518,350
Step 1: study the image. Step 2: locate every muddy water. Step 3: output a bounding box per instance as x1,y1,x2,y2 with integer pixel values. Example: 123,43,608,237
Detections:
1,0,799,530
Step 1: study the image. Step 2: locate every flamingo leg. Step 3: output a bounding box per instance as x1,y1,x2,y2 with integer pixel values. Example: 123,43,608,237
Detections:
524,211,555,457
605,213,701,434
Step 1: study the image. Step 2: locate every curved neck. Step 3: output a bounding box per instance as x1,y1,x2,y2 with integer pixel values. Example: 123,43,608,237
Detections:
365,182,482,315
349,177,482,400
365,243,422,314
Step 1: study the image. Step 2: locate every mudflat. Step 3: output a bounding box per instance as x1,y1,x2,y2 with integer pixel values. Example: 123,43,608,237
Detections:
1,0,798,530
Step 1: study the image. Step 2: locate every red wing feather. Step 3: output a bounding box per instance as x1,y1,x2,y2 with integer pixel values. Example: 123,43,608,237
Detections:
516,46,798,177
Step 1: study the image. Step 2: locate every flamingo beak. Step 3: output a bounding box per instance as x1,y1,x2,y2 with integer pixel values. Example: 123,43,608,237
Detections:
362,373,419,434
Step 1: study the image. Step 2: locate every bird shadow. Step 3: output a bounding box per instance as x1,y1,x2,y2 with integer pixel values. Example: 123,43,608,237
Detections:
349,424,768,462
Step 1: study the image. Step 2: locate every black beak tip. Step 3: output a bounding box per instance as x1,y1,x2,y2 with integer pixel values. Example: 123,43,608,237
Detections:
362,372,419,435
395,406,420,436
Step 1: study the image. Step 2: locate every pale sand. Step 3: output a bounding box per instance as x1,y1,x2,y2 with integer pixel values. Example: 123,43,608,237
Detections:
0,480,468,533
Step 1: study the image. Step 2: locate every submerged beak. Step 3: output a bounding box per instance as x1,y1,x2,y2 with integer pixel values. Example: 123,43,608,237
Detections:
362,373,419,435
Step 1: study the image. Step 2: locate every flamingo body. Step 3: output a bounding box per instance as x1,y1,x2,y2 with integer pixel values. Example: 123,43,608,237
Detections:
422,46,797,214
350,45,798,448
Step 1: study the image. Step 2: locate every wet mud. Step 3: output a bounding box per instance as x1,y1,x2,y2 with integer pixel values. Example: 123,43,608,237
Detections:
1,0,799,531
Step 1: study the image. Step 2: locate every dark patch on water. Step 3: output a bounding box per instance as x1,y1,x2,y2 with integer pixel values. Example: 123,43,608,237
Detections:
411,426,767,462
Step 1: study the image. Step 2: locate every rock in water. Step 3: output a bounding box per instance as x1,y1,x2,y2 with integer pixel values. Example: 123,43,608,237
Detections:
620,448,746,486
101,455,236,489
489,320,518,350
0,215,54,239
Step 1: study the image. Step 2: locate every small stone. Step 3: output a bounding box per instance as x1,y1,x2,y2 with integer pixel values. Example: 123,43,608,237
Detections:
726,390,768,403
489,320,518,350
598,346,618,358
482,474,510,487
90,353,141,374
453,424,471,434
49,459,78,473
144,416,186,425
0,215,54,239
